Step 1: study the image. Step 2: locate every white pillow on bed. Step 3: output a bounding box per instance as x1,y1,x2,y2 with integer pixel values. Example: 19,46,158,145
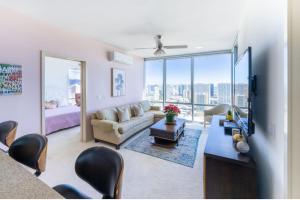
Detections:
58,98,69,107
45,101,58,109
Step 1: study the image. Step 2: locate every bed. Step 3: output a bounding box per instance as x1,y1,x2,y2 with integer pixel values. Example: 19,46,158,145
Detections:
45,105,80,135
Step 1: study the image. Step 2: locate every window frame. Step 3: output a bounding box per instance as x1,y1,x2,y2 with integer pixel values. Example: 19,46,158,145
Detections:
144,50,232,122
143,59,164,103
165,56,192,104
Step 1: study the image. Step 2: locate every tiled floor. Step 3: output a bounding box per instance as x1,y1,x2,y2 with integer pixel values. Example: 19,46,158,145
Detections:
39,123,208,198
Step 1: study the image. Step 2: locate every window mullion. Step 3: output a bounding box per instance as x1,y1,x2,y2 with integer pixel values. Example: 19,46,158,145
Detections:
163,58,166,107
191,57,194,121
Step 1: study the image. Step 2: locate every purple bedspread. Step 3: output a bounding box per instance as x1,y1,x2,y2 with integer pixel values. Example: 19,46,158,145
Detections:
45,106,80,135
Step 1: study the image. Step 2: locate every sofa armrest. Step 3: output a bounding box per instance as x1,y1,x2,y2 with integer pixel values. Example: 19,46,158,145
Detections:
204,109,212,116
91,119,118,132
150,105,161,111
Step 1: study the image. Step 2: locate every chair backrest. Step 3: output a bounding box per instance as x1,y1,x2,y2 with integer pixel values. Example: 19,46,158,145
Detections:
215,104,231,113
0,121,18,147
8,133,48,176
75,147,124,199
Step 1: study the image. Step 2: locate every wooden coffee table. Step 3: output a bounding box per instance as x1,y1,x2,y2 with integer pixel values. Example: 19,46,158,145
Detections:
149,118,186,147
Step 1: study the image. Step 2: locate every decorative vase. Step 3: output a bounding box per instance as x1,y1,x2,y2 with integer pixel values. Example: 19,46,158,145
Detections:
226,114,233,121
226,110,233,121
166,113,176,124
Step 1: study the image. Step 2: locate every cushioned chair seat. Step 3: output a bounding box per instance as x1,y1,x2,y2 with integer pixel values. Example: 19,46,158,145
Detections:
53,184,90,199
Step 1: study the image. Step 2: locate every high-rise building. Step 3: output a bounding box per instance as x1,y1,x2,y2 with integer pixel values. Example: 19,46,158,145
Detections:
194,83,210,104
178,84,184,96
209,96,218,105
195,93,209,105
154,86,160,101
236,95,247,108
218,83,231,104
210,84,215,97
235,83,248,96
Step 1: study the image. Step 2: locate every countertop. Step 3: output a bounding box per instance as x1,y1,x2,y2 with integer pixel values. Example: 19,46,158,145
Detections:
204,115,255,167
0,150,63,199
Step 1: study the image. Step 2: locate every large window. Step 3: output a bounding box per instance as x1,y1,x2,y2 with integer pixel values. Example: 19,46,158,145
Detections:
166,58,191,103
144,59,163,102
193,54,232,121
144,52,232,122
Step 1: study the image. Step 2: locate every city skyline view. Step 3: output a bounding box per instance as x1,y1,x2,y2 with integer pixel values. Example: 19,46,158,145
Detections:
144,53,248,121
145,82,232,105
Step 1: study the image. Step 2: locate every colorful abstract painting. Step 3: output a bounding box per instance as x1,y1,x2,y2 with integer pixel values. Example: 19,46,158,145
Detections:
0,63,22,95
112,68,125,97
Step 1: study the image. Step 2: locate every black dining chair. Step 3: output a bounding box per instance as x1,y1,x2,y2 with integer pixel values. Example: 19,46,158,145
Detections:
8,133,48,177
0,121,18,147
53,146,124,199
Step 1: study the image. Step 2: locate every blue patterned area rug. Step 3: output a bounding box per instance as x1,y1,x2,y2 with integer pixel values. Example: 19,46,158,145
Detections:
125,128,201,168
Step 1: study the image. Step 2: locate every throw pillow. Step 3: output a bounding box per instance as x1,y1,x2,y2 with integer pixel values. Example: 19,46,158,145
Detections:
96,111,105,120
140,100,151,112
132,104,144,117
45,100,58,109
116,107,130,122
96,109,118,122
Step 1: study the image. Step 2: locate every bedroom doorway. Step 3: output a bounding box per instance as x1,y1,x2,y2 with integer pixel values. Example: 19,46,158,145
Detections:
41,52,87,142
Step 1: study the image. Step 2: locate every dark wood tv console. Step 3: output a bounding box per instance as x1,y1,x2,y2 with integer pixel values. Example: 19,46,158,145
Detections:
203,115,257,198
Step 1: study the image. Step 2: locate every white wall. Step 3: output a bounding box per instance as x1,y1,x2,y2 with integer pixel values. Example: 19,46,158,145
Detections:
0,7,144,140
237,0,287,198
288,0,300,197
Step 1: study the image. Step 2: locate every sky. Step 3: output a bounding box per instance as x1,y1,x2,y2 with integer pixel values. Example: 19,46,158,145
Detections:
145,54,232,85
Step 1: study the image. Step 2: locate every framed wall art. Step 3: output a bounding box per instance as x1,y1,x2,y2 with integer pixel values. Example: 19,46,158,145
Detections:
0,63,22,95
111,68,125,97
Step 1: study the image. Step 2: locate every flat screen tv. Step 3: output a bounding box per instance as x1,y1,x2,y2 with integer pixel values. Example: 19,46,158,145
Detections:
233,47,255,136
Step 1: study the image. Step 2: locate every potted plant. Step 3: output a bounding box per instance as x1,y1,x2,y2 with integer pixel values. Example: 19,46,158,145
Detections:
226,110,233,121
163,104,181,124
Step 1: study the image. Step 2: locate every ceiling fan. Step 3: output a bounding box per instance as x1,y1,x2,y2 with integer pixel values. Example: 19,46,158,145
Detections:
134,35,188,56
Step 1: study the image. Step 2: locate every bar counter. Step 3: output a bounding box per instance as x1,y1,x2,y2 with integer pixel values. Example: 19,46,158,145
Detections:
0,150,62,199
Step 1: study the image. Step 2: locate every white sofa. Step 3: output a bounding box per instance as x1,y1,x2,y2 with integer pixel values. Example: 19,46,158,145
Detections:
91,100,165,149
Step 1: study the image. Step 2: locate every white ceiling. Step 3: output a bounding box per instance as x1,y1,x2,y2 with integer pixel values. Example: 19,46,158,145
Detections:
0,0,246,58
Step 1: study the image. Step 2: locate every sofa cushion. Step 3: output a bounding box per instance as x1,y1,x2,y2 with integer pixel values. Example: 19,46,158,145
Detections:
96,108,118,122
140,100,151,112
118,112,154,134
116,107,131,122
117,105,133,118
128,104,136,117
132,104,144,117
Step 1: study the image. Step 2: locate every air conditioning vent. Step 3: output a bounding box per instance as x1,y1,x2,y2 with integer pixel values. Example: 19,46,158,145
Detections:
108,51,133,65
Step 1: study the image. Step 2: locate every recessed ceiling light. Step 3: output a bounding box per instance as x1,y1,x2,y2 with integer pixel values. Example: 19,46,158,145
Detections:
195,46,204,49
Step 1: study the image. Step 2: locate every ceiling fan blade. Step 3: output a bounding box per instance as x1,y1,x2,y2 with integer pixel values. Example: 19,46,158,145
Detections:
154,35,163,48
164,45,188,49
134,47,156,50
154,48,166,56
